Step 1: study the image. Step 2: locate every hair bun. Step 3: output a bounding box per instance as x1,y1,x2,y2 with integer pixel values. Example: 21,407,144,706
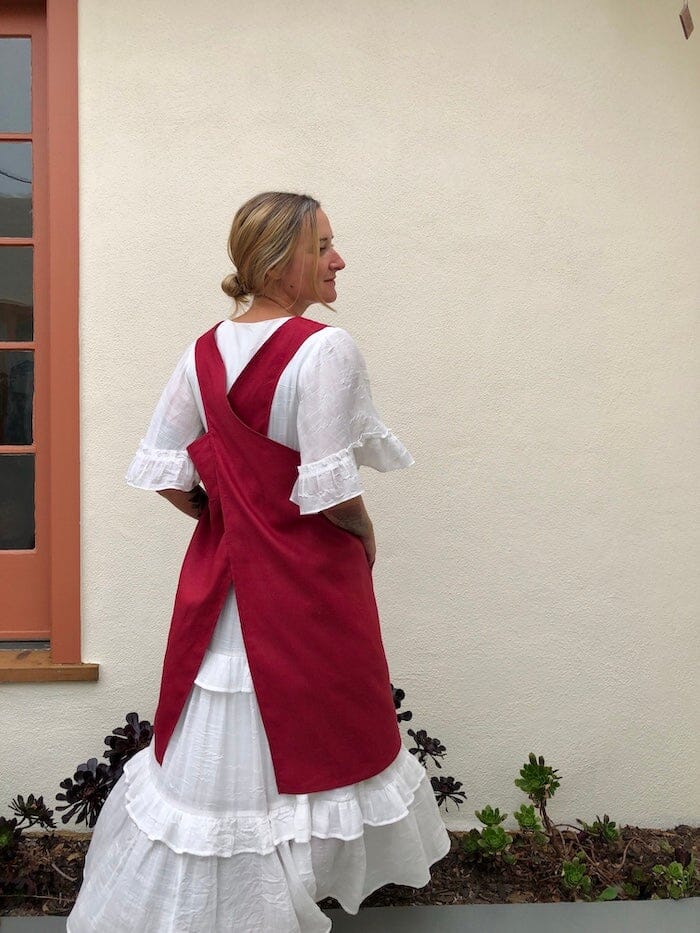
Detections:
221,272,248,299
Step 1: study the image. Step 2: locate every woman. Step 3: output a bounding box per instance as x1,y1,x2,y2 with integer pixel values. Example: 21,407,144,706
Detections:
68,192,450,932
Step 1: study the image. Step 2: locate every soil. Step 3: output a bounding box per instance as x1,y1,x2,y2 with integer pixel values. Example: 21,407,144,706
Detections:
1,825,698,916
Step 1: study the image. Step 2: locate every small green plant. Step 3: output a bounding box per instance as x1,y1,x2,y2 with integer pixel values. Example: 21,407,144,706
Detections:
577,813,619,843
461,825,514,860
514,753,561,804
596,885,620,901
0,818,22,859
622,866,655,900
652,856,698,899
514,753,561,852
513,803,547,844
474,805,507,826
561,852,592,897
0,794,55,862
461,806,514,862
480,825,512,856
461,828,482,857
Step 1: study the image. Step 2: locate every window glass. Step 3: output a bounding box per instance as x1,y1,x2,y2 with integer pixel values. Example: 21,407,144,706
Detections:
0,349,33,445
0,38,31,133
0,454,34,549
0,142,32,237
0,247,33,340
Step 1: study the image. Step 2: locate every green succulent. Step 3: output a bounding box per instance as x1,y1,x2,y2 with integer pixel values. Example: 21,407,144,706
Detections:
479,824,510,855
561,853,592,896
514,803,541,832
460,828,482,857
577,813,619,842
461,823,513,860
475,805,507,827
514,753,561,804
0,817,21,858
652,857,698,899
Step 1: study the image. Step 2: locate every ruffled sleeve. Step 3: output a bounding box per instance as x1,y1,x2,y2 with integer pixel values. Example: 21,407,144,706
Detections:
290,328,414,515
125,346,204,491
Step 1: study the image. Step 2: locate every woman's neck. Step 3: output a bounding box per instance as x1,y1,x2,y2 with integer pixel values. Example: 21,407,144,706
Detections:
235,295,307,322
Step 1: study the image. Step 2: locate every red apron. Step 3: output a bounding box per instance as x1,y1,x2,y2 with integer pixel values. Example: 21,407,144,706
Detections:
152,317,402,793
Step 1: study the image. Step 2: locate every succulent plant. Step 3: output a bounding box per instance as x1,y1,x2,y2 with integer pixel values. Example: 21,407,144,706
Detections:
0,817,21,858
56,759,114,828
514,803,542,832
8,794,55,830
431,775,467,810
576,813,619,843
479,824,511,856
514,753,561,804
407,729,446,768
475,805,508,827
392,685,466,810
103,712,153,779
391,684,413,723
561,852,592,896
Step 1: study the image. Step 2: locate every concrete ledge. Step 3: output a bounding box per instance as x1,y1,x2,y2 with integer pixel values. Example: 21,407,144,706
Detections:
328,898,700,933
1,900,698,932
326,901,700,932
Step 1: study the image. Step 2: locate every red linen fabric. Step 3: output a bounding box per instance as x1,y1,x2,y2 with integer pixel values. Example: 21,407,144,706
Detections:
153,318,401,793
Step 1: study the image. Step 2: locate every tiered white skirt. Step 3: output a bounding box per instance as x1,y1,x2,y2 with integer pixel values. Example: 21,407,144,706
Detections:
67,590,451,932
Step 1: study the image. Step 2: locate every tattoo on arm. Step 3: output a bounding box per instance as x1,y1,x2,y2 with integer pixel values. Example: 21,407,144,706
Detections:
187,485,208,517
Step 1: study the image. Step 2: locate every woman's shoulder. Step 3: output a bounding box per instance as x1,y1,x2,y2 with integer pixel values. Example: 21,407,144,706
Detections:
304,321,364,358
296,323,369,390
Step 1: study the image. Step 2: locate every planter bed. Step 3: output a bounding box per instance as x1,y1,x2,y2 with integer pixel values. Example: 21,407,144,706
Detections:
1,826,698,924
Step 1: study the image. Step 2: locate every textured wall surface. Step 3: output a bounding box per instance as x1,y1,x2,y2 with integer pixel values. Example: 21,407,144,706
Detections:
2,0,698,831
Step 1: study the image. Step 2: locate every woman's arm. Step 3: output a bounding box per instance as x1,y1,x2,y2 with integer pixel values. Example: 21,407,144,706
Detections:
322,495,376,568
157,485,208,519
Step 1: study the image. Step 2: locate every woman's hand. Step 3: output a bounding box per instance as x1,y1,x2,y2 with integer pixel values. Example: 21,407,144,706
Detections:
156,486,208,519
321,495,376,569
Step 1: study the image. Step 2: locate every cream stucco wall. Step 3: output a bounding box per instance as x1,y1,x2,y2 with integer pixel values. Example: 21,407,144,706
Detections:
3,0,698,832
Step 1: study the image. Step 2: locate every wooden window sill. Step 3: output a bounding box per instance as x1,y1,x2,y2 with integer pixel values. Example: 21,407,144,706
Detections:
0,650,99,683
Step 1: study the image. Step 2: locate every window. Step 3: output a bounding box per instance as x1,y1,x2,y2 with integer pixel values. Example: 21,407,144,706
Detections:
0,0,96,681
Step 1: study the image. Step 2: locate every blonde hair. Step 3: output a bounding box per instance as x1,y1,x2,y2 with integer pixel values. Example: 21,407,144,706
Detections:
221,191,331,312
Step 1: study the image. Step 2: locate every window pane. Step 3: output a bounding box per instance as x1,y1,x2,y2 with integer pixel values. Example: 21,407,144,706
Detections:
0,142,32,237
0,39,31,133
0,247,33,340
0,350,33,445
0,454,34,549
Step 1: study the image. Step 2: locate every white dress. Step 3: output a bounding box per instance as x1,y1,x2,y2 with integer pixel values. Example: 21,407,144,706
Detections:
67,318,450,933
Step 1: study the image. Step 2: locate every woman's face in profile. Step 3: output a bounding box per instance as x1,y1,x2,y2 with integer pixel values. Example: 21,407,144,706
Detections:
278,209,345,310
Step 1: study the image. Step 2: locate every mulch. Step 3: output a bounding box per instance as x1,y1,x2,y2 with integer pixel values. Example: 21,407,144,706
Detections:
1,825,698,916
350,824,700,908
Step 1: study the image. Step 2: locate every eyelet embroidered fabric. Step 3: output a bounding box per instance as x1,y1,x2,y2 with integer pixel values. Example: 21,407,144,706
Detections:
70,320,449,932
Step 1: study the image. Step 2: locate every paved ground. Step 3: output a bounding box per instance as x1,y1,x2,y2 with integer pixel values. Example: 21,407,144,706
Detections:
2,900,699,932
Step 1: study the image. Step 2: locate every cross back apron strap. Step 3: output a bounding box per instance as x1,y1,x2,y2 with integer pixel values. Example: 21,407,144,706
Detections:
153,318,401,792
227,316,326,435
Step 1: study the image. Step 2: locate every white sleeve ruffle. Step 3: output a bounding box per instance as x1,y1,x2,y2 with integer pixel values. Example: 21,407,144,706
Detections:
125,441,200,492
290,426,413,515
125,345,204,492
290,329,414,515
290,447,364,514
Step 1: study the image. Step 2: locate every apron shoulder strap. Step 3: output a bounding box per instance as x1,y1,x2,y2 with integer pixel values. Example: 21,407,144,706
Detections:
193,324,226,428
229,317,327,436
